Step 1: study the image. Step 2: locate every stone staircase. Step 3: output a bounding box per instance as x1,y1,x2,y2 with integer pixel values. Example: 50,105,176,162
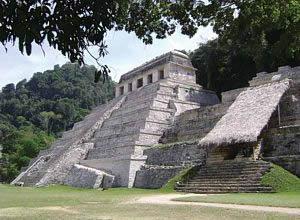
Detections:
83,80,202,187
175,160,273,193
13,95,127,186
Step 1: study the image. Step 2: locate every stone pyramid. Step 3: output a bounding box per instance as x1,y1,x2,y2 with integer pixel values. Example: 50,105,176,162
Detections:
12,50,219,188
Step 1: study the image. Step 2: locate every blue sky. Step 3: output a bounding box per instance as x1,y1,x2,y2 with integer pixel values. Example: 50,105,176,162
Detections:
0,26,216,88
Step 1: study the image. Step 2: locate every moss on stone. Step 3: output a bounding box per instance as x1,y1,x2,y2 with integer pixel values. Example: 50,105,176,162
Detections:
261,163,300,192
153,140,199,149
160,166,199,192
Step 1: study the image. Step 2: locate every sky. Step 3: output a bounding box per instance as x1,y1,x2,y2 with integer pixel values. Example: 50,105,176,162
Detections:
0,26,217,88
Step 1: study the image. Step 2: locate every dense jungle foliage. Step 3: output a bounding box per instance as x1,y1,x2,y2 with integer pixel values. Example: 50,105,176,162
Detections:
191,0,300,97
0,63,115,182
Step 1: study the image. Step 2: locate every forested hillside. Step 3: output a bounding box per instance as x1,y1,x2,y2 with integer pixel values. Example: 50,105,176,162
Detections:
0,63,115,182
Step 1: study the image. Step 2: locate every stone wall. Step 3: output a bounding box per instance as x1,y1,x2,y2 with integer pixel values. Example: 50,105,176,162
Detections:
250,66,300,177
160,104,228,143
160,87,245,144
144,142,207,166
263,127,300,177
134,167,183,189
261,75,300,177
134,142,207,188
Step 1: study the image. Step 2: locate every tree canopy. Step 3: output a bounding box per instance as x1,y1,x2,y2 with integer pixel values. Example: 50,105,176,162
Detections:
0,0,205,79
1,1,299,80
190,0,300,97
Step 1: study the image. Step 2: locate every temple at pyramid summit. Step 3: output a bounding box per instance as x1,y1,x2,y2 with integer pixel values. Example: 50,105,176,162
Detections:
13,50,300,193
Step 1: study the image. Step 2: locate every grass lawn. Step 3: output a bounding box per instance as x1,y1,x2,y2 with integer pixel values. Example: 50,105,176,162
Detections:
173,192,300,208
1,184,300,220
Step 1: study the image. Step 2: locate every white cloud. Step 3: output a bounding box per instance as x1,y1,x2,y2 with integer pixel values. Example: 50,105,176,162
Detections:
0,26,217,88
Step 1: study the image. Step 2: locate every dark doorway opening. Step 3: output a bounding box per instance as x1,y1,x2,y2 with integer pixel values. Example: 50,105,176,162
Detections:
137,78,143,88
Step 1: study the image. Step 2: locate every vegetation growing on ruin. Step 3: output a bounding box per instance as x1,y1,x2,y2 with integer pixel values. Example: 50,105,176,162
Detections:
161,166,199,192
261,164,300,192
154,140,199,149
0,63,115,182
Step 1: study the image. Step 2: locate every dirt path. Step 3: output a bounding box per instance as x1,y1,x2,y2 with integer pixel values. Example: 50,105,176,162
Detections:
134,194,300,215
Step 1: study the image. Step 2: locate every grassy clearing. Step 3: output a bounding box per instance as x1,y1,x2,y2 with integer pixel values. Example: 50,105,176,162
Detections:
1,184,299,220
173,192,300,208
261,164,300,192
0,184,165,209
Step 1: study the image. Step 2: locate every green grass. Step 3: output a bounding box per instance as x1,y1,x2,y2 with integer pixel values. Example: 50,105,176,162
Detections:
173,192,300,208
261,164,300,192
174,164,300,208
1,184,299,220
0,184,161,209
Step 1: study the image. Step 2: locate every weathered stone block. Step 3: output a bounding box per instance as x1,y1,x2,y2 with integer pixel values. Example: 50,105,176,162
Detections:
65,164,114,188
134,167,183,189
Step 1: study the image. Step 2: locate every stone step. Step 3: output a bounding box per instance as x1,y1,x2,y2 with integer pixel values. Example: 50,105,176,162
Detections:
177,182,261,187
156,92,177,100
93,140,136,149
197,166,270,173
175,160,273,193
204,160,270,166
120,99,171,114
51,138,77,148
103,107,173,126
112,103,152,117
192,174,264,180
87,145,135,160
202,163,271,170
176,186,272,191
187,176,262,184
196,170,266,177
97,119,170,137
94,126,154,139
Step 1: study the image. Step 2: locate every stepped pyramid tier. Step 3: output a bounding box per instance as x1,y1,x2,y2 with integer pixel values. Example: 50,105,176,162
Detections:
12,50,219,188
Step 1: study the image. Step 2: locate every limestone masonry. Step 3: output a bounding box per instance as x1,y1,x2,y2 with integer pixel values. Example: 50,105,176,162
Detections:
13,51,300,190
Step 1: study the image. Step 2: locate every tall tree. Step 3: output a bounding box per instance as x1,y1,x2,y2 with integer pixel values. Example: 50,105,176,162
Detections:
0,0,206,79
191,0,300,97
198,0,300,71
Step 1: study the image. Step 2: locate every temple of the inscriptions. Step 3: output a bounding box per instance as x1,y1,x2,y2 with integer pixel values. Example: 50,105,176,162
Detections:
12,50,220,188
13,50,300,193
